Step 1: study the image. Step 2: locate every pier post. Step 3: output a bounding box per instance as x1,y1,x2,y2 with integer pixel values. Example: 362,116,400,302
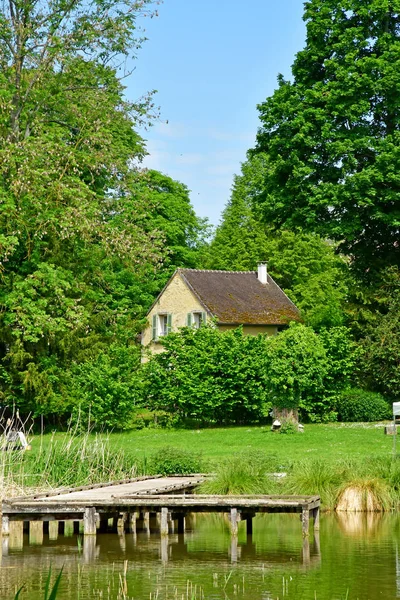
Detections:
127,512,137,534
244,513,254,536
1,516,9,537
160,507,169,537
84,507,97,536
29,521,44,545
230,508,239,536
312,506,320,530
302,506,310,537
143,511,150,536
177,514,185,534
49,521,59,540
9,521,23,551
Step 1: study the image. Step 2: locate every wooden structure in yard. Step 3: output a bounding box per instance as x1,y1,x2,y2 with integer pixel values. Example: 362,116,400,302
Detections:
1,476,320,541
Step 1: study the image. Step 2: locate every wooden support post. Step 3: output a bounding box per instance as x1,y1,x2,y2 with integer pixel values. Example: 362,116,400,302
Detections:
245,514,253,536
9,521,23,551
230,508,238,536
117,513,127,532
302,506,310,537
84,507,97,536
49,521,59,540
29,521,44,545
64,520,74,537
143,511,150,536
73,520,80,535
313,506,320,531
127,512,137,534
177,514,185,534
1,516,9,537
160,508,169,537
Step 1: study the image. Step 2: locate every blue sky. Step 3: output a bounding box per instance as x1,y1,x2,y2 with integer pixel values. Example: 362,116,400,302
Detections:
127,0,306,226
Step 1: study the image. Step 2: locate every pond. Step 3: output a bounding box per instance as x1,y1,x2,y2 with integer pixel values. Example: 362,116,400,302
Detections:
1,512,400,599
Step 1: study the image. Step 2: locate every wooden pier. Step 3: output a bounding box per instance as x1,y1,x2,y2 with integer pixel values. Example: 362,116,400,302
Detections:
1,476,320,540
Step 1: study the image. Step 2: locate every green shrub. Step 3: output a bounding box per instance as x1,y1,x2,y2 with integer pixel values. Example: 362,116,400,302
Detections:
149,446,203,475
199,451,280,495
279,418,298,434
130,409,179,430
336,388,391,422
139,326,272,425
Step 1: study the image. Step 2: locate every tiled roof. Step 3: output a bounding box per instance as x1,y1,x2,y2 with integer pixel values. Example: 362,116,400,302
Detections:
178,269,300,325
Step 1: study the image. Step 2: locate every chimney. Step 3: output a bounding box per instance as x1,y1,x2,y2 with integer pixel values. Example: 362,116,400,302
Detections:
257,262,268,284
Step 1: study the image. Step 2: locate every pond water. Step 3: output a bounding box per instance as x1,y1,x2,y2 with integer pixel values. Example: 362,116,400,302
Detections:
1,512,400,599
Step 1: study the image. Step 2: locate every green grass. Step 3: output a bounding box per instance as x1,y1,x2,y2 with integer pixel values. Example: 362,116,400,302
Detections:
109,422,394,468
4,422,398,507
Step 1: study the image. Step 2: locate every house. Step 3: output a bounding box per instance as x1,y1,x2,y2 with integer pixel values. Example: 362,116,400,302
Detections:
141,263,301,356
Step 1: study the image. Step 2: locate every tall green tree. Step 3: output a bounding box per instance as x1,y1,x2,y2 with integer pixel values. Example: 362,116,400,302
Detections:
205,157,349,329
251,0,400,279
0,0,166,417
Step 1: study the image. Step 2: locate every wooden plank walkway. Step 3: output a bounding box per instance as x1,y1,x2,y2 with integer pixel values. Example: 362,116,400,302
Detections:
1,476,320,539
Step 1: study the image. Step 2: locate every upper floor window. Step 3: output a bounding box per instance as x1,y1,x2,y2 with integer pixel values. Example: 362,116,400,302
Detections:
187,311,207,329
152,313,172,341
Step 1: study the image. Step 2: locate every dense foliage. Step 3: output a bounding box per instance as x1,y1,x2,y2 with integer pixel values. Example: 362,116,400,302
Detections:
336,388,391,422
0,1,206,423
140,326,272,425
138,324,356,424
250,0,400,279
358,292,400,399
204,156,349,329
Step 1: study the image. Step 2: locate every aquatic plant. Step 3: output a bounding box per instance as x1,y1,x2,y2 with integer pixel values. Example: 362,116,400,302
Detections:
335,478,392,512
1,422,139,498
14,567,63,599
282,458,351,508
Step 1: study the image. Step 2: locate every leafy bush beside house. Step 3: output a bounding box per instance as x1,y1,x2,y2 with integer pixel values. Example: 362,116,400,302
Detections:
137,323,357,425
139,326,272,426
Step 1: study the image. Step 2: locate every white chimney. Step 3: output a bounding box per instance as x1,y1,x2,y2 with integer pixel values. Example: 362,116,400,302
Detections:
257,262,268,284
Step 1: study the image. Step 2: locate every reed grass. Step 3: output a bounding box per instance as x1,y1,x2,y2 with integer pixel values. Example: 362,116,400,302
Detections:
1,419,139,499
335,478,392,512
199,451,281,495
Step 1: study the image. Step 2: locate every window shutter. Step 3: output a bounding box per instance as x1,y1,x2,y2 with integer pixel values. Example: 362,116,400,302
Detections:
167,313,172,334
187,313,192,327
201,311,207,324
152,314,157,340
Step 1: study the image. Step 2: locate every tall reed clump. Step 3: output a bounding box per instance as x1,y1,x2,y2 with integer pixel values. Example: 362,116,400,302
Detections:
335,478,392,512
2,428,139,498
282,458,351,508
199,451,281,495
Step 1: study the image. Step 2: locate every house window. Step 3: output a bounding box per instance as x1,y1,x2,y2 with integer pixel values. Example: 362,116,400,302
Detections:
152,313,172,341
187,311,206,329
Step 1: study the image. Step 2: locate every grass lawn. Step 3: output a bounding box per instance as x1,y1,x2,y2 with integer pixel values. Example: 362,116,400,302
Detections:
4,422,396,506
30,422,393,470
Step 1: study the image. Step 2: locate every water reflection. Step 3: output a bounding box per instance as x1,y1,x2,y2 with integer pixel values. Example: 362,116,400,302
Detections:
1,513,400,599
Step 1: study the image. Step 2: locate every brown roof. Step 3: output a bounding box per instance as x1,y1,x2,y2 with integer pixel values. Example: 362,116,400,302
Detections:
178,269,300,325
